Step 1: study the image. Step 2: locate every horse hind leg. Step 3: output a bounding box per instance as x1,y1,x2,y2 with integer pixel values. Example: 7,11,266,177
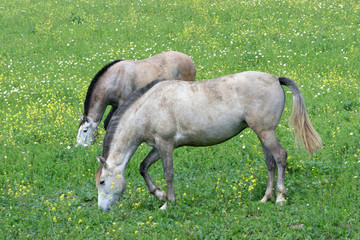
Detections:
257,130,287,205
259,141,275,203
139,148,167,202
158,142,176,210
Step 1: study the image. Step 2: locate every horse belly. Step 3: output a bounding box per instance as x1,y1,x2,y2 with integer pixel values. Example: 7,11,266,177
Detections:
174,110,248,147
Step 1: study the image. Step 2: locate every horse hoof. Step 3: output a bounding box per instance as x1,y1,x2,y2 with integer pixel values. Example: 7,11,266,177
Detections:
154,190,167,202
275,198,286,206
160,202,168,210
260,194,273,203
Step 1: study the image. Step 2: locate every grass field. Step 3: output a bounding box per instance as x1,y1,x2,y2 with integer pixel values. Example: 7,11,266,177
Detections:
1,0,359,239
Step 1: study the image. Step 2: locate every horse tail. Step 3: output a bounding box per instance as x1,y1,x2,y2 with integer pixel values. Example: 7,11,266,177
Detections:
279,77,322,155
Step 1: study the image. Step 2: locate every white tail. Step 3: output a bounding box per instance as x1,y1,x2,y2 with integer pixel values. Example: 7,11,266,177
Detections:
279,77,322,155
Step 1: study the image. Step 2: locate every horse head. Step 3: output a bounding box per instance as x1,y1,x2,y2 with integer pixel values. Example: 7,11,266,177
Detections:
75,115,98,147
96,156,126,211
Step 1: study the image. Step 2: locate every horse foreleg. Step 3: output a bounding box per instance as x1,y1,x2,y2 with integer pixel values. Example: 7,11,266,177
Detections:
159,144,176,210
139,148,167,202
260,142,275,203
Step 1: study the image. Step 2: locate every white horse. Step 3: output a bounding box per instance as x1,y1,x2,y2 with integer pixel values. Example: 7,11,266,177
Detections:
76,51,196,147
95,71,322,211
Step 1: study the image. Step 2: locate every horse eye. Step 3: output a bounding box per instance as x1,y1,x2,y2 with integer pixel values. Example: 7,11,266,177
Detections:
100,180,105,185
83,129,88,133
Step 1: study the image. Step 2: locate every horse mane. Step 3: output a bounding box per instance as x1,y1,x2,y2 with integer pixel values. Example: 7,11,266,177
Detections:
83,59,124,116
102,78,168,159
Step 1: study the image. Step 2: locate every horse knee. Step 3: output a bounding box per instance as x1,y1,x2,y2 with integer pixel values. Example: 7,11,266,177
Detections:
274,148,287,167
164,170,174,182
265,158,276,171
280,149,288,167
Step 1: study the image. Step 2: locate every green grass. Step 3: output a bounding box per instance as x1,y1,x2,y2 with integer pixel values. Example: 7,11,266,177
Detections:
1,0,359,239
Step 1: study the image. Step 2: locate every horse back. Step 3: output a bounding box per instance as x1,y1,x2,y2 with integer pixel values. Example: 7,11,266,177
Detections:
134,51,196,82
102,51,195,101
134,72,285,147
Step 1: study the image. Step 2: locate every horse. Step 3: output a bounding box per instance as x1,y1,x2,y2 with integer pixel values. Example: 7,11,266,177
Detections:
76,51,196,147
95,71,322,211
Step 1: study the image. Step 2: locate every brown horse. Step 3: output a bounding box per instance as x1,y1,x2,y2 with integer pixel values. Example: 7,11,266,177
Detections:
76,51,196,147
95,72,322,211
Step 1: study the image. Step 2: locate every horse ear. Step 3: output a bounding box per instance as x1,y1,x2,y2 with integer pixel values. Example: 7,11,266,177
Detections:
97,156,107,168
79,114,83,121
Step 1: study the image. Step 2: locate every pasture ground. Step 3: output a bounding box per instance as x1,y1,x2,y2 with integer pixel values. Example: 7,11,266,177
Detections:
0,0,359,239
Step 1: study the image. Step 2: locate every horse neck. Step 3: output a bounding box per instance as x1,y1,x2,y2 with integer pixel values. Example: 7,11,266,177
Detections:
84,77,110,124
105,118,142,170
85,66,127,123
85,96,107,124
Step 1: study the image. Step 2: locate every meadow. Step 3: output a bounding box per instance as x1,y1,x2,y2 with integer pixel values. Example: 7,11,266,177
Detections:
0,0,359,239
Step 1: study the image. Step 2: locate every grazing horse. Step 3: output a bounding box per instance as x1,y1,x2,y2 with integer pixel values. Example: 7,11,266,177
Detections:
76,51,196,147
95,71,322,211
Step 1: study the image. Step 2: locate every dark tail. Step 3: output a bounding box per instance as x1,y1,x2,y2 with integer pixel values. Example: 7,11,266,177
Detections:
279,77,322,155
